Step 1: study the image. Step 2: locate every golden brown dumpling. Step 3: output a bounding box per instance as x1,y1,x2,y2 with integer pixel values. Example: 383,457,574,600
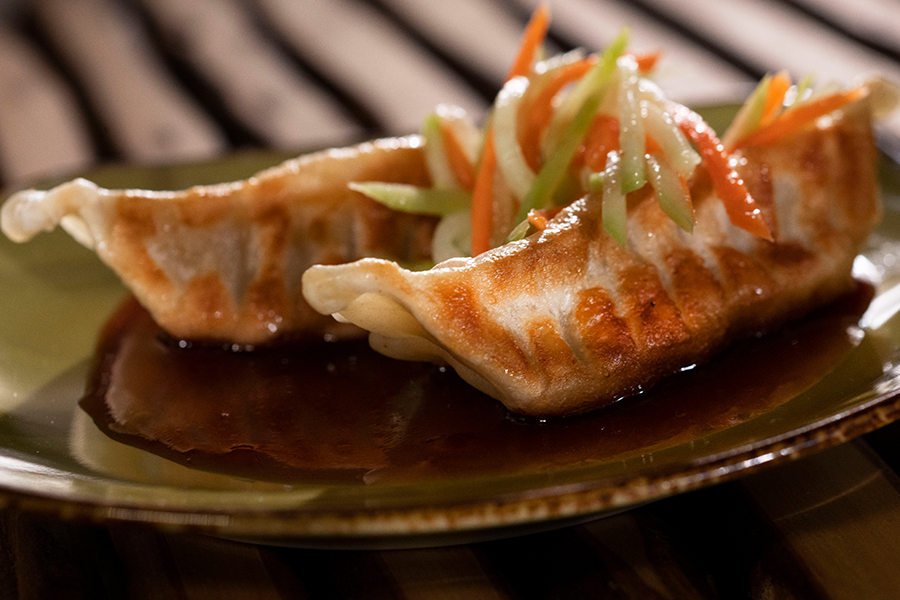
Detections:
302,101,881,416
1,137,437,345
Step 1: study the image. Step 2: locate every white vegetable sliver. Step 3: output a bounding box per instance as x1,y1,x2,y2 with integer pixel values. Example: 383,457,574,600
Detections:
616,56,646,193
421,112,459,189
493,76,536,200
601,150,627,246
431,210,472,263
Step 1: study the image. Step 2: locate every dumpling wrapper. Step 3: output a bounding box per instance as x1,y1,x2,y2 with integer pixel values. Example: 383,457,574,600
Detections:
302,102,881,416
1,137,437,345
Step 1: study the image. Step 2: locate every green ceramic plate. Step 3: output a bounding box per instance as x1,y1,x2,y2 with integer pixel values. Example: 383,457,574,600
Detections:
3,132,900,550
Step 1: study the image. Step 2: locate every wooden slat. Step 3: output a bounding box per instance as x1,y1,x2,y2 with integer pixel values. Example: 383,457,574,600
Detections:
634,477,828,598
254,0,488,135
635,0,900,137
789,0,900,53
263,547,400,600
0,511,18,600
376,0,534,88
4,511,126,599
512,0,753,105
379,545,507,600
107,525,187,600
0,26,94,186
162,532,283,600
34,0,225,163
474,524,672,598
742,440,900,599
139,0,362,150
579,513,682,599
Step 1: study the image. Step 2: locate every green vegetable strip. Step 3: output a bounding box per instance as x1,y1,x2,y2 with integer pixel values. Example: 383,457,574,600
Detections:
421,112,459,189
600,151,628,247
349,182,471,216
513,32,628,225
542,29,630,164
645,154,693,233
505,218,532,243
642,101,700,178
617,57,646,194
721,74,770,148
493,76,536,200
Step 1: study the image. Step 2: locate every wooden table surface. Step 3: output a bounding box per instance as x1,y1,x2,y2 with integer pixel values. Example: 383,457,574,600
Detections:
4,428,900,599
2,0,900,597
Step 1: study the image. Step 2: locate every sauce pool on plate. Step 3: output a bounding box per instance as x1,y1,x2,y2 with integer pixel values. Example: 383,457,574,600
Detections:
79,283,874,485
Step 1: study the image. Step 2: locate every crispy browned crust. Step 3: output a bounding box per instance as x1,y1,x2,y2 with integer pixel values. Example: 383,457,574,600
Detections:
302,102,881,416
116,140,438,344
13,138,438,345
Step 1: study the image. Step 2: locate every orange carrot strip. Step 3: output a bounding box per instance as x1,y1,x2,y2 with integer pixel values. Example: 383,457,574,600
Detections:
471,129,498,255
527,206,563,231
631,50,661,74
439,121,476,191
578,114,619,172
506,3,551,80
730,86,867,151
644,134,663,155
670,104,773,241
759,70,791,127
527,209,549,231
519,57,596,170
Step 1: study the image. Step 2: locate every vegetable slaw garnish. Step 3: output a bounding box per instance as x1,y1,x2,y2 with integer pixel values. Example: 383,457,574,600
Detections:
349,6,871,259
727,85,867,151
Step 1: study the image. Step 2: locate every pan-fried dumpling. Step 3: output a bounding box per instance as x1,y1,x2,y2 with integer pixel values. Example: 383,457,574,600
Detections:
302,100,881,416
1,137,438,345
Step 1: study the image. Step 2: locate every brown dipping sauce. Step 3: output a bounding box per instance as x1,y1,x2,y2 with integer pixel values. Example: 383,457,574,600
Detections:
80,283,874,485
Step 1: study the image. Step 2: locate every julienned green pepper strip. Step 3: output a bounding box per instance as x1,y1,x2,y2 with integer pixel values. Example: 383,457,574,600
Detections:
348,182,471,216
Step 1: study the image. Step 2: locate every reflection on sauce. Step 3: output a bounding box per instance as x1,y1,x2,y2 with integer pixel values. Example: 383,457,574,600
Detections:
80,283,874,485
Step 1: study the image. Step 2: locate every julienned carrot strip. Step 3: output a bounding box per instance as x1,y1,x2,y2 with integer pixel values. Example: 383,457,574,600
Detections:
670,104,773,241
631,50,661,74
578,114,619,172
519,57,595,170
506,3,551,80
730,86,867,151
439,121,475,191
759,71,791,127
471,129,498,255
